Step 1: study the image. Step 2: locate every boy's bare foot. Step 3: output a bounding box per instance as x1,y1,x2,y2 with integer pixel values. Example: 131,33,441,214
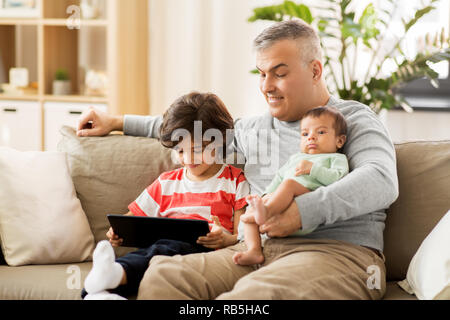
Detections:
246,195,269,225
232,250,265,266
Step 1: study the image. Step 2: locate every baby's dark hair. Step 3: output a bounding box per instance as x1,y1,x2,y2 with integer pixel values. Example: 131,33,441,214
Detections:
300,106,347,137
159,91,234,153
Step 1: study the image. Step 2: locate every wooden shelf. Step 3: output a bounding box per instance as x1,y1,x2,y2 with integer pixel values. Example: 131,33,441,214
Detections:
0,18,108,26
42,19,108,27
0,0,149,151
43,94,107,103
0,19,39,26
0,94,40,101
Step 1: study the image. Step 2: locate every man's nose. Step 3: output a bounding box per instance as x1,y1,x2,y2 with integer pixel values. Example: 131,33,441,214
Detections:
261,75,275,93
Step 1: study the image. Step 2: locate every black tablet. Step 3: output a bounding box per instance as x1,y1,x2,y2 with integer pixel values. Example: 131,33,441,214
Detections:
107,214,210,248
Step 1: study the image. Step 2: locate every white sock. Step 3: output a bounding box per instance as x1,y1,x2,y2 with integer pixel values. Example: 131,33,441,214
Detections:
84,240,124,294
84,290,127,300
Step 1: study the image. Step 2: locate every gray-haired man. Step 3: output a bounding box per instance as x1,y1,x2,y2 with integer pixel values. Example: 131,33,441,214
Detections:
77,19,397,299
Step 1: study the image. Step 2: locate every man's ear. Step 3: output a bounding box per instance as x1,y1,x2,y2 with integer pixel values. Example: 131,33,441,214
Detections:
311,59,323,82
337,135,347,149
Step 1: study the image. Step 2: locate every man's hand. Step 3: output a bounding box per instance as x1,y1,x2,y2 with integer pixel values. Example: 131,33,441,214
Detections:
77,107,124,137
295,160,313,176
196,216,237,249
260,200,302,237
240,194,302,237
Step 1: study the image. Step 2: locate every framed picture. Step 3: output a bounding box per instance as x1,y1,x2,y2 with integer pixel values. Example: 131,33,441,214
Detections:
0,0,40,18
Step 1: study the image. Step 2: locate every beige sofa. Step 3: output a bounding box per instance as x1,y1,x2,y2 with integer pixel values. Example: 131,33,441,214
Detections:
0,126,449,300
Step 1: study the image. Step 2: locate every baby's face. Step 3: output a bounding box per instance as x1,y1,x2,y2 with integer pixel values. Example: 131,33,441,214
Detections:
300,114,346,154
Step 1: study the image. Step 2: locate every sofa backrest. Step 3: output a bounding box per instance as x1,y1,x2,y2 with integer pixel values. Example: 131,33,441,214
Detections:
384,140,450,281
59,127,450,279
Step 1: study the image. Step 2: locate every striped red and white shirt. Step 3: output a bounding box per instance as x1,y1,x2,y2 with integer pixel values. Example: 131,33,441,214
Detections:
128,164,250,234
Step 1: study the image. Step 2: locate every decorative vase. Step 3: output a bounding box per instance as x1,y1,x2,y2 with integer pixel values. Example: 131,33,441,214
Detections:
52,80,71,95
80,0,100,19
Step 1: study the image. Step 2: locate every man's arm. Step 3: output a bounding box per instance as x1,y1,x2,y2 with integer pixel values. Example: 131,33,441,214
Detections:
76,107,163,138
123,114,163,138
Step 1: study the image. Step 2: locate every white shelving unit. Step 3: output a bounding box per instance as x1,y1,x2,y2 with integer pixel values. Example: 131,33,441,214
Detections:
0,0,149,151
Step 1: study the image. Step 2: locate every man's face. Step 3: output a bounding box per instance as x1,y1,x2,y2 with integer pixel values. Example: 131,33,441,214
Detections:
256,39,315,122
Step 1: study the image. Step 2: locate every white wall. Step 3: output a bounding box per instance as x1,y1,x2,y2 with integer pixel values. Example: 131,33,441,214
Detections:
382,110,450,143
148,0,272,119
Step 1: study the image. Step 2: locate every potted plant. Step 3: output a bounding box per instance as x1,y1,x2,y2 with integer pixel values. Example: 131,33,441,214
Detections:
248,0,450,113
53,68,71,95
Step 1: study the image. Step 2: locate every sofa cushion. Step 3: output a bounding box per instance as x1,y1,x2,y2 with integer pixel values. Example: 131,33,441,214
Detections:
0,263,92,300
0,147,95,266
57,127,180,256
398,210,450,300
384,140,450,281
383,281,417,300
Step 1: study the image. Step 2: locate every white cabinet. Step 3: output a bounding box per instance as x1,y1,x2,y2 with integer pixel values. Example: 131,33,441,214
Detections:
44,102,107,151
0,100,42,151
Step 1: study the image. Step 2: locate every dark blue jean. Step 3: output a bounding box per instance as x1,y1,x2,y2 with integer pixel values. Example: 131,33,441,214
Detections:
114,239,211,297
81,239,211,299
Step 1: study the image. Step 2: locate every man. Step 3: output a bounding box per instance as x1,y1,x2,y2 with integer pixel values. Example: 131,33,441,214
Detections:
77,19,398,299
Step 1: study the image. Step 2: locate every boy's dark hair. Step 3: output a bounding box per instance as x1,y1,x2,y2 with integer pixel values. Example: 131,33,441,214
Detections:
301,106,347,137
160,91,234,151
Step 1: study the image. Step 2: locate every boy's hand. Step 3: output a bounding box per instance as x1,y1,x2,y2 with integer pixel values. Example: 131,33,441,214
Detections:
196,216,236,249
295,160,313,176
106,227,123,247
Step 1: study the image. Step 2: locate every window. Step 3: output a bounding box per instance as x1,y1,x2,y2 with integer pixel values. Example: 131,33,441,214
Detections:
393,0,450,109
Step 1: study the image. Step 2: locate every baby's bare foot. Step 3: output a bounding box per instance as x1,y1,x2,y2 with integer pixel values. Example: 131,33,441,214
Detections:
246,195,268,225
232,250,265,266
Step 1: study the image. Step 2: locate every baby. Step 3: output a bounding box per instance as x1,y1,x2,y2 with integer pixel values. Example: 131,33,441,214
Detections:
233,106,349,266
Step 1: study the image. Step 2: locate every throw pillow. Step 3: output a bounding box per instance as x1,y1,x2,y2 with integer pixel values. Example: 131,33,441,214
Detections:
0,147,95,266
398,210,450,300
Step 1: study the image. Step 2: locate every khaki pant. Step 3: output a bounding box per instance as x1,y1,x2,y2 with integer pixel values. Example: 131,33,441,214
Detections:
137,238,386,300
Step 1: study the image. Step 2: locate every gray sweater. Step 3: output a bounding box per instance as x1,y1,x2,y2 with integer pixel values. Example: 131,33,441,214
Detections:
123,96,399,252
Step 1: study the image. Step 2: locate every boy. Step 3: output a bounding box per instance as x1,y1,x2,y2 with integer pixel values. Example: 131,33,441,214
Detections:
83,92,249,299
233,106,349,266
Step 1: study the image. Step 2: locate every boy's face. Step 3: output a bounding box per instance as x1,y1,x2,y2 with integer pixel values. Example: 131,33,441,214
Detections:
300,114,346,154
174,138,219,178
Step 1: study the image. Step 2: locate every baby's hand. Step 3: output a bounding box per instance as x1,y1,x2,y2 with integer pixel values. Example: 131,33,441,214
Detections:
106,227,123,247
295,160,313,176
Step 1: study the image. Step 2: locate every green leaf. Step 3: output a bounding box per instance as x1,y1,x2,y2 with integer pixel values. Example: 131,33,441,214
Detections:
341,17,362,41
404,6,435,32
297,4,313,24
318,19,329,32
359,3,380,43
283,1,299,18
340,0,352,14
